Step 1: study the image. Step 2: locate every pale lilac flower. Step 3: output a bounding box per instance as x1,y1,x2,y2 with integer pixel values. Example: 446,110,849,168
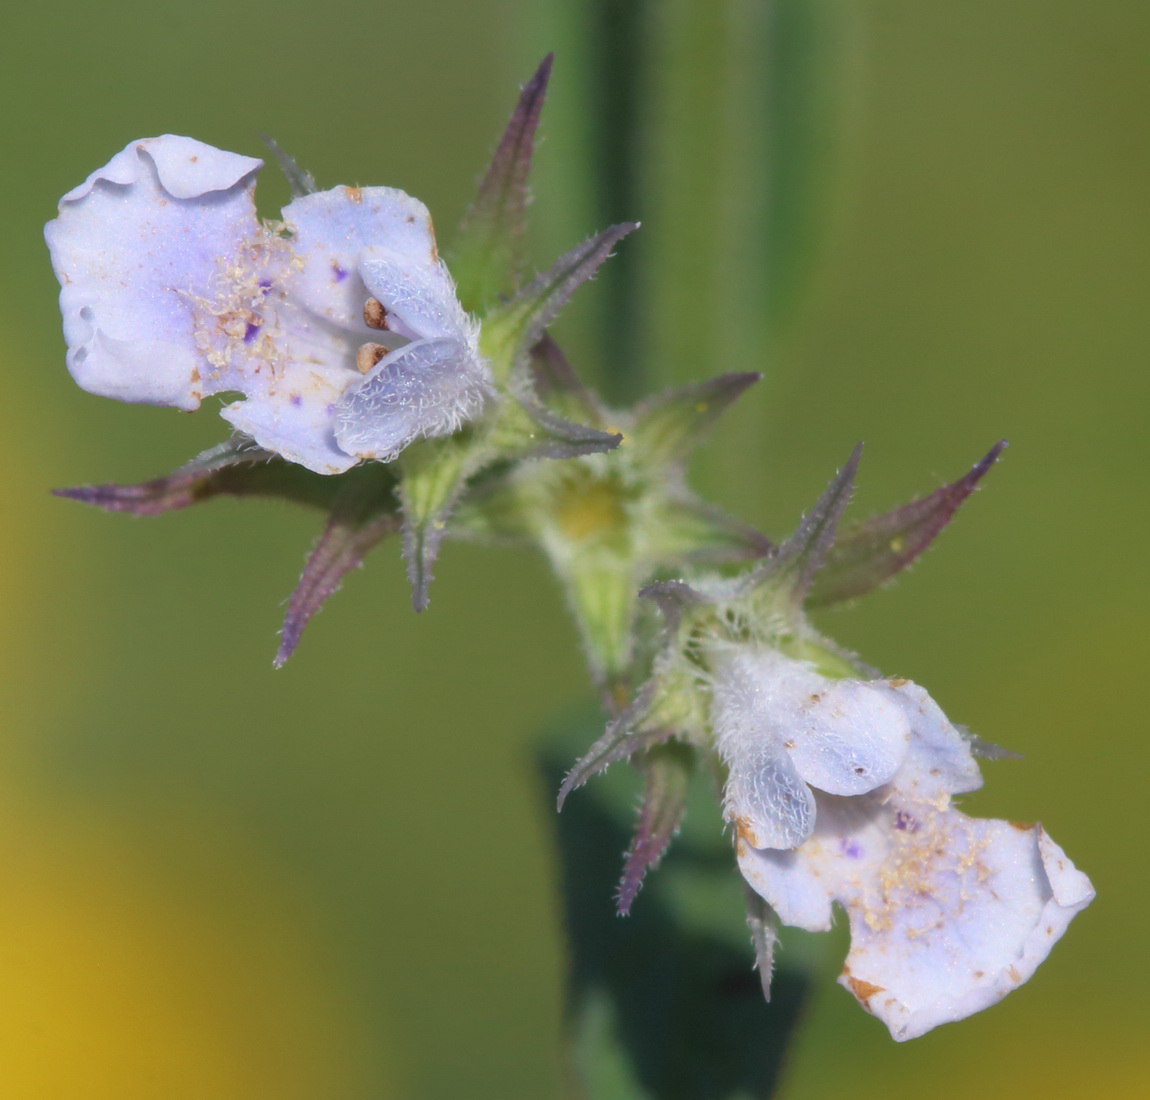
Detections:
714,647,1094,1039
46,135,490,474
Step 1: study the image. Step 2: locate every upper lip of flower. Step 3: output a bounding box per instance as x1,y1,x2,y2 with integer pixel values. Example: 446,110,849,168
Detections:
45,134,491,475
709,645,914,849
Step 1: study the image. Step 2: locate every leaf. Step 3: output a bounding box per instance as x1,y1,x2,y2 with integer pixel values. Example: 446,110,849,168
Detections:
617,742,693,916
258,132,318,197
54,436,350,515
449,54,553,310
754,442,861,606
482,223,639,384
275,479,400,667
806,441,1005,608
629,373,762,465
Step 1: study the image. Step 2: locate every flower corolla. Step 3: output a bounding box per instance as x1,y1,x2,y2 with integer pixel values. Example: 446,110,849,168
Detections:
712,646,1094,1040
45,135,491,474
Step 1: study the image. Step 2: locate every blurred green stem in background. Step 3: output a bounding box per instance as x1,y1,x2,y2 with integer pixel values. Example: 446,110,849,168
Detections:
535,0,854,406
531,1,857,1095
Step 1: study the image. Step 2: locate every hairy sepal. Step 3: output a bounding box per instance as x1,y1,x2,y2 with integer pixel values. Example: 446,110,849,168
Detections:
751,443,861,609
482,223,638,386
807,441,1006,608
650,493,773,564
54,436,351,515
397,434,483,612
629,373,762,465
557,681,668,810
449,55,553,311
744,887,781,1002
514,398,622,460
528,333,607,426
275,477,400,667
616,742,693,916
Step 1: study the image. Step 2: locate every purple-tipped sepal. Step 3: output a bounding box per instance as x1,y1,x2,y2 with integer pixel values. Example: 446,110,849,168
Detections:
808,442,1005,607
616,742,693,916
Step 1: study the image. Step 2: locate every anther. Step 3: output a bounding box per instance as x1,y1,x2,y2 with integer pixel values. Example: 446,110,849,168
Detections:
363,297,389,330
356,342,391,374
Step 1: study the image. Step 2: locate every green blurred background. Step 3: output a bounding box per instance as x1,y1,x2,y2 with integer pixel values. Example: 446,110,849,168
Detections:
0,0,1146,1096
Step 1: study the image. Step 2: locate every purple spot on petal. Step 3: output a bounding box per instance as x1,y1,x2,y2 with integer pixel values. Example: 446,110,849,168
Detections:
325,403,336,416
290,394,302,407
243,321,261,344
894,811,919,833
331,263,349,283
257,279,273,295
840,839,863,859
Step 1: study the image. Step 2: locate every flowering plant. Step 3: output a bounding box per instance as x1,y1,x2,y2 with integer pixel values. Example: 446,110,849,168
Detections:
46,55,1092,1087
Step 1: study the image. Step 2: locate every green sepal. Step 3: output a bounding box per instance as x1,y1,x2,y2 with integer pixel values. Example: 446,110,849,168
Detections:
397,432,484,611
629,373,762,466
447,55,554,313
482,223,639,386
748,442,860,614
557,627,711,810
529,333,608,427
557,681,669,810
542,708,811,1100
444,476,531,544
487,396,622,462
561,550,641,694
648,492,772,564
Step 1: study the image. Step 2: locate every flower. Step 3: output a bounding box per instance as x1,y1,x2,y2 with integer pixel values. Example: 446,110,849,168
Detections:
45,135,490,474
715,646,1095,1040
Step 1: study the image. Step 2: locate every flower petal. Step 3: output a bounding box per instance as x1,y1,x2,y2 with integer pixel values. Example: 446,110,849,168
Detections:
282,187,439,332
737,795,877,931
724,745,816,851
59,134,261,203
837,814,1094,1040
726,744,818,850
876,679,983,797
45,135,262,409
358,246,475,342
220,348,357,476
787,680,911,796
333,337,489,462
711,649,818,847
712,647,908,839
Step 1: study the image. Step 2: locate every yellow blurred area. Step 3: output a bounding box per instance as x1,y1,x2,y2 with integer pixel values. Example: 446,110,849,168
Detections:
0,797,384,1099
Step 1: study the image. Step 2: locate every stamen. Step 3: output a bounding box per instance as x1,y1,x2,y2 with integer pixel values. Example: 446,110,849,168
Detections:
356,342,391,374
363,297,389,330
